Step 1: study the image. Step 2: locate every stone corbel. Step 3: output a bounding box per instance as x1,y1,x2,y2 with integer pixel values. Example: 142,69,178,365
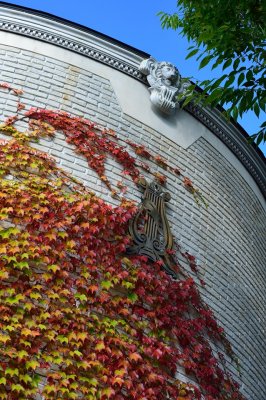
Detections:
139,57,189,114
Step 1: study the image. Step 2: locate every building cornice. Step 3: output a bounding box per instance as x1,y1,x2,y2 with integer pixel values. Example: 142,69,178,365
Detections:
0,2,147,82
0,2,265,198
186,103,266,198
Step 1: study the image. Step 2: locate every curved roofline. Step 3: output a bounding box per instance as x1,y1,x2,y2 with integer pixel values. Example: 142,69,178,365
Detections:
194,86,265,161
0,1,265,198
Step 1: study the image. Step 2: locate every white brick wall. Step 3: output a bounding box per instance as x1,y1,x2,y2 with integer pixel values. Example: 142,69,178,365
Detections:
0,44,265,399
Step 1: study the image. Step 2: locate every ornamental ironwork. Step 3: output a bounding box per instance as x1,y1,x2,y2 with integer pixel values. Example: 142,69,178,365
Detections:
128,178,177,277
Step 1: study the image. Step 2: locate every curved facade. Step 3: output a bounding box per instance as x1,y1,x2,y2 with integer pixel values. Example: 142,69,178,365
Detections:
0,3,265,399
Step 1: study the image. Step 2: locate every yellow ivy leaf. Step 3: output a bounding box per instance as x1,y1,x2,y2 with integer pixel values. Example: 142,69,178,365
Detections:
11,384,24,393
101,387,115,399
0,271,9,280
17,350,28,360
19,374,32,384
25,360,40,370
95,341,105,351
47,264,60,273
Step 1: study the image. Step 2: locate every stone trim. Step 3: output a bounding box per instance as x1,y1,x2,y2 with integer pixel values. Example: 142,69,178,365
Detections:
186,103,266,198
0,3,265,198
0,3,147,82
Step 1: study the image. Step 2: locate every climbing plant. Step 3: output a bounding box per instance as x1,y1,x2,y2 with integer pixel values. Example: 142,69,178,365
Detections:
0,83,244,399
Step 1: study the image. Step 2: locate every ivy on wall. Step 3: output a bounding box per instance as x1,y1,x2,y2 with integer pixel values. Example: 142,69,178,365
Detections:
0,83,244,399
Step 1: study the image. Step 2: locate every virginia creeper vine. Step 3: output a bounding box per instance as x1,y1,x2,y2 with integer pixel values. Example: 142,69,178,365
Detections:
0,83,244,399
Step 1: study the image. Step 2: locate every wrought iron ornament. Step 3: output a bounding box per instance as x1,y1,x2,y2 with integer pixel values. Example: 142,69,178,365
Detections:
128,178,177,278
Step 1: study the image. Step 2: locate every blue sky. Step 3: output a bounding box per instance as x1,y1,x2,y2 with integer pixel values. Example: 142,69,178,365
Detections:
1,0,265,155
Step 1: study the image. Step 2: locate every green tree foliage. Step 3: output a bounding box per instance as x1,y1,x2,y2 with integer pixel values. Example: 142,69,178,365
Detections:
159,0,266,146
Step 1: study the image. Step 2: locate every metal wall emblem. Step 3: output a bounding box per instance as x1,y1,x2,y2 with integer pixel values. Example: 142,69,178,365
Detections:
128,178,176,277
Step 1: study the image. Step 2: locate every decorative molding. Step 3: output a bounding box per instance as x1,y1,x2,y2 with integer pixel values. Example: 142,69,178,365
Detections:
128,178,177,278
139,57,189,114
186,103,266,198
0,3,265,198
0,5,146,82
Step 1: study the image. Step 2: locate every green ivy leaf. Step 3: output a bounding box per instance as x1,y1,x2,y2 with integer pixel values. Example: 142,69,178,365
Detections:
127,292,138,302
5,368,19,377
101,280,113,290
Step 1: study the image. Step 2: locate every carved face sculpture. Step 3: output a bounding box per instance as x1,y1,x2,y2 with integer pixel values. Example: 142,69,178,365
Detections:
159,62,180,86
139,57,185,113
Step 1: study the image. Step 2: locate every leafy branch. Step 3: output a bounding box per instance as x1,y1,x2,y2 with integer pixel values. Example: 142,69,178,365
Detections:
158,0,266,146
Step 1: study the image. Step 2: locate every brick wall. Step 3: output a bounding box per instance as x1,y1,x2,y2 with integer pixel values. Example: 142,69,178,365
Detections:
0,44,265,399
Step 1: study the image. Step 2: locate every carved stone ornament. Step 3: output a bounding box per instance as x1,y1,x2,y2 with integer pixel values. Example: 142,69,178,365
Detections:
128,178,177,278
139,57,190,114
